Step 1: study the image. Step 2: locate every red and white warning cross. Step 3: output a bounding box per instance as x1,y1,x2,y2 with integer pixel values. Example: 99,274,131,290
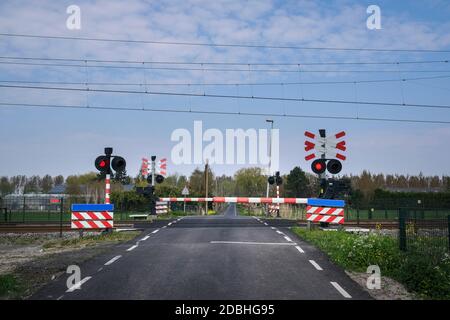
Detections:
304,130,347,161
71,204,114,229
158,158,167,177
306,205,344,224
141,158,149,177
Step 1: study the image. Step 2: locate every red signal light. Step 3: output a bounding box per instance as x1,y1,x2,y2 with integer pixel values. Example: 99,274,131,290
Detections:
311,159,326,174
99,160,106,167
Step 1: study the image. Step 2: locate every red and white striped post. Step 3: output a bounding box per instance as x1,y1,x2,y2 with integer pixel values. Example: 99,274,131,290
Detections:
105,174,111,204
276,185,280,217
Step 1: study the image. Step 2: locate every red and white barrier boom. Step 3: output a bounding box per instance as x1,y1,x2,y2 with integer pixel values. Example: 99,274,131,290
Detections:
159,197,345,225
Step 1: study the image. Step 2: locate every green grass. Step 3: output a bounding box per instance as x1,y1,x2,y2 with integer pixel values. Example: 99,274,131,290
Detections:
42,231,140,249
0,274,23,299
292,227,450,299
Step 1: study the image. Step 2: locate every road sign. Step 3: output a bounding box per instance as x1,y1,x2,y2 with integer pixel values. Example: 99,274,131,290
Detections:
71,204,114,229
182,186,189,196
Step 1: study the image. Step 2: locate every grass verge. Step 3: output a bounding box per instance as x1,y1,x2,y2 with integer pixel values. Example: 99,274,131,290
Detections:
292,227,450,299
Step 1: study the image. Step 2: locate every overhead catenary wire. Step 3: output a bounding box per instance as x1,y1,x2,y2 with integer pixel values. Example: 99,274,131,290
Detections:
1,83,449,110
1,74,450,87
0,55,448,66
1,32,450,53
0,102,449,124
1,60,450,73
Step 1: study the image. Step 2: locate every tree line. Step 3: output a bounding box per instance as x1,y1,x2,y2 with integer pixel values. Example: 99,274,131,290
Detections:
1,169,449,203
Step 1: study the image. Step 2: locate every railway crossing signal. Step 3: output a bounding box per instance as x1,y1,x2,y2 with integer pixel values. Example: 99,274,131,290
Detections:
95,147,127,176
268,171,283,185
304,130,346,175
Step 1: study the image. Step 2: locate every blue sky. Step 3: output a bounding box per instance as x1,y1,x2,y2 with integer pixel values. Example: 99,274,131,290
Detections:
1,0,450,178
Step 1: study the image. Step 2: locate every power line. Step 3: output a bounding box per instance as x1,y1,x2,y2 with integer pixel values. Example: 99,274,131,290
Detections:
1,75,450,87
1,60,449,73
1,32,450,53
0,101,448,124
0,55,448,66
1,83,449,110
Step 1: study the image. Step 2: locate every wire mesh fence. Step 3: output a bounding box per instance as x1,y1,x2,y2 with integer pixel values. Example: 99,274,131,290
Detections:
399,208,449,255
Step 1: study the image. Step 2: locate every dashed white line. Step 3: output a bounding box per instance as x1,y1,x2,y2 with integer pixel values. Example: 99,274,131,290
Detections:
66,276,91,293
276,231,285,235
295,245,305,253
140,236,150,241
162,226,167,229
330,282,352,298
56,295,64,300
210,241,297,246
152,229,159,234
104,255,122,266
309,260,323,271
263,222,268,226
97,267,103,272
270,227,276,230
168,222,172,226
127,245,138,252
284,236,293,242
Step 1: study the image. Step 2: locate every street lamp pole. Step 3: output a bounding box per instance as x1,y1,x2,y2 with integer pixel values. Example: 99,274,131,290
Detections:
266,119,274,215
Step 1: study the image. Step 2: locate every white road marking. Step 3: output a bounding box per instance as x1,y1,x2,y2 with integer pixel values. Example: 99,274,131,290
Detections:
276,231,285,235
152,229,159,234
309,260,323,271
56,295,64,300
284,236,293,242
210,241,297,246
271,227,276,230
66,276,91,293
168,222,172,226
140,236,150,241
162,226,167,229
97,267,103,272
330,282,352,298
295,245,305,253
105,255,122,266
126,245,138,252
263,222,268,226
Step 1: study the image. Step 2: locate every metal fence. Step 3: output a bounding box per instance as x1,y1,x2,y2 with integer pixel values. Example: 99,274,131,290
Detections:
0,195,205,223
399,208,449,255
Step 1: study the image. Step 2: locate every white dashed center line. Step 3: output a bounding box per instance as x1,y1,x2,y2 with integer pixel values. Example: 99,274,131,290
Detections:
162,226,167,229
270,227,276,230
309,260,323,271
330,282,352,298
152,229,159,234
141,236,150,241
105,255,122,266
263,222,268,226
284,236,293,242
66,276,91,293
295,245,305,253
127,245,138,252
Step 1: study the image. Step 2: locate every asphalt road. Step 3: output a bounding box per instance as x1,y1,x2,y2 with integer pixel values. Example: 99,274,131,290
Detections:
32,204,371,300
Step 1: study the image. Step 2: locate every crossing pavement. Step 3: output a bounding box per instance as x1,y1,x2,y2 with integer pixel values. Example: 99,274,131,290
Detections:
32,204,371,300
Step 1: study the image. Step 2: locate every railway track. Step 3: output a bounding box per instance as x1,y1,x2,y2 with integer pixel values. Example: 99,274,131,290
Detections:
0,223,134,233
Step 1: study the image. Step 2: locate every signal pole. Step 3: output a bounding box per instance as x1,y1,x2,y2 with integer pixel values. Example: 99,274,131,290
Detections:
151,156,156,186
204,159,209,216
